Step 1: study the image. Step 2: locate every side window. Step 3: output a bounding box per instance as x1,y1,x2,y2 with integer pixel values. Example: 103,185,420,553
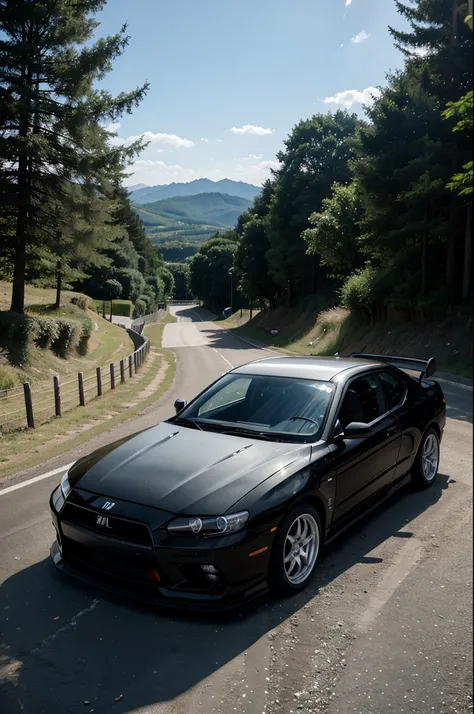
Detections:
338,375,385,427
198,377,251,415
377,370,406,410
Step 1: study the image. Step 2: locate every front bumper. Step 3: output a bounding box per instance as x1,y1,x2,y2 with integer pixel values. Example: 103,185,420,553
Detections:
50,490,272,611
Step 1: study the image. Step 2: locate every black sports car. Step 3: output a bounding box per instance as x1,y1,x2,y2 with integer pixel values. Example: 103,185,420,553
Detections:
50,352,446,610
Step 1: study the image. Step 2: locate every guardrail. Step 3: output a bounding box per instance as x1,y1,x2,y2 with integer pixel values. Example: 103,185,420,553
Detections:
0,327,151,433
131,308,166,335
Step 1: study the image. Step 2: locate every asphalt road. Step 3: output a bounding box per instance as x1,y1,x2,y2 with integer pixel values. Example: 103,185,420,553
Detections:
0,306,472,714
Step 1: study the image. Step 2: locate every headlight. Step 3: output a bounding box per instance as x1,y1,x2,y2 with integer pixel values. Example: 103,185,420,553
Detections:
167,511,249,536
60,471,71,499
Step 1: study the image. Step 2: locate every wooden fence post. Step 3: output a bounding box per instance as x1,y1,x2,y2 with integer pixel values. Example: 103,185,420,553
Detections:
96,367,102,396
120,359,125,383
129,354,133,378
134,351,138,373
23,382,35,428
53,375,61,417
78,372,85,406
110,363,115,390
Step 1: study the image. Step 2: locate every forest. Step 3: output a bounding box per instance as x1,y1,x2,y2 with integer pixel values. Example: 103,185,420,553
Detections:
0,0,175,322
188,0,473,319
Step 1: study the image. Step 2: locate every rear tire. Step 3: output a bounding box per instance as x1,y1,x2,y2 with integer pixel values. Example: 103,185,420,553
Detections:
268,503,321,597
412,427,440,489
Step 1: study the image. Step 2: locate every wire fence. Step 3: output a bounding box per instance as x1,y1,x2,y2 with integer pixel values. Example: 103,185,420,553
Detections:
0,327,151,433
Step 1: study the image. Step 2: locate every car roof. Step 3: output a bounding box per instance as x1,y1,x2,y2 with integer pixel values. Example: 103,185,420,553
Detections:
232,355,383,382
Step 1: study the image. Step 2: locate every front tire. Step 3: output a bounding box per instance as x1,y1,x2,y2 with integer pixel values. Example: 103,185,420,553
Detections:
268,503,321,597
412,427,440,489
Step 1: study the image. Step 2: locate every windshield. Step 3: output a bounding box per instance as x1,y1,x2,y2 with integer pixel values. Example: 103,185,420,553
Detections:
173,373,335,441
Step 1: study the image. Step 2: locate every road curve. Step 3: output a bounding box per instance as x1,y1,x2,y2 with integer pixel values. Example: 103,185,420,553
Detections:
0,306,472,714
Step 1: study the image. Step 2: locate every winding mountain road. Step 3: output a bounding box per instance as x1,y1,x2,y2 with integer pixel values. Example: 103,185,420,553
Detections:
0,306,472,714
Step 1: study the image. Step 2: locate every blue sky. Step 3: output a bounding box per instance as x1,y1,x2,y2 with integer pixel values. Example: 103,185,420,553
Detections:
96,0,410,187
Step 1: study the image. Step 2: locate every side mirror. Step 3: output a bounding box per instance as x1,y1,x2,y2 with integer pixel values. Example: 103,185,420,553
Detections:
174,398,187,414
341,422,372,439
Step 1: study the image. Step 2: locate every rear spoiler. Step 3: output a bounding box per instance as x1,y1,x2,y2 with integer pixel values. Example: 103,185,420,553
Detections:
350,353,437,381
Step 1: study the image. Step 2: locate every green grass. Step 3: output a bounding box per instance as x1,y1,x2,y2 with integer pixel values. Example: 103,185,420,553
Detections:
220,306,473,379
0,310,177,481
0,281,134,389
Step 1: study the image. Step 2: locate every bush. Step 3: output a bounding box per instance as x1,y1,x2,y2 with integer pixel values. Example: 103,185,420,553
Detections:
133,299,147,318
70,295,89,311
339,265,389,320
51,318,81,358
77,316,94,356
0,311,39,364
0,365,17,391
90,299,133,318
34,317,60,349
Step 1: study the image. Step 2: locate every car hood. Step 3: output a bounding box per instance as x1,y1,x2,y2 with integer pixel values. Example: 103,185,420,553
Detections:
68,422,311,515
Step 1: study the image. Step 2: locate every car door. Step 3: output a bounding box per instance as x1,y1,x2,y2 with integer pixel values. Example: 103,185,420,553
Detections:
332,372,402,526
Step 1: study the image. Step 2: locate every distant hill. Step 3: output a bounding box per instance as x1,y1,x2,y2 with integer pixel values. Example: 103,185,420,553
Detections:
133,192,252,229
130,178,261,205
126,183,148,192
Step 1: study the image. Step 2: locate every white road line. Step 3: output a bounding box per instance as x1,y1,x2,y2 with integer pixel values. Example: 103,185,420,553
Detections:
357,536,423,633
436,377,473,392
0,462,74,497
212,347,233,369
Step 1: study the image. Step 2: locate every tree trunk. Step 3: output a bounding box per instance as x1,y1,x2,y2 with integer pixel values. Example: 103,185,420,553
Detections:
421,208,428,298
10,32,32,314
446,1,460,291
55,266,62,309
10,241,26,313
463,202,472,300
446,198,457,289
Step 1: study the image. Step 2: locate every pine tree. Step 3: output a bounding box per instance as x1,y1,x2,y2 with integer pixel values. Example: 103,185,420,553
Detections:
390,0,473,290
0,0,149,312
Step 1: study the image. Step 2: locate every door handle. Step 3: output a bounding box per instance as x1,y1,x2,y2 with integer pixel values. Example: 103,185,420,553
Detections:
386,426,398,437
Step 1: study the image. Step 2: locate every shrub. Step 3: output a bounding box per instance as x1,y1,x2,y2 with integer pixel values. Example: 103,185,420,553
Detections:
70,295,89,311
339,265,389,320
0,311,39,364
77,316,94,356
0,365,17,391
34,317,60,349
51,318,81,358
133,299,147,318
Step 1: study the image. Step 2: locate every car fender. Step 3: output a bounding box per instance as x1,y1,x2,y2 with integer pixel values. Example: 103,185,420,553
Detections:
228,444,335,535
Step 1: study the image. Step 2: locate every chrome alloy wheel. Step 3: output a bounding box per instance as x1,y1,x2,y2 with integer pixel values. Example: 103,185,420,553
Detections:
283,513,319,585
422,432,439,482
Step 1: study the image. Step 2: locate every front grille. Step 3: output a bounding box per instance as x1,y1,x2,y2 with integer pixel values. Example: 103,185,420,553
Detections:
62,537,158,586
61,502,152,546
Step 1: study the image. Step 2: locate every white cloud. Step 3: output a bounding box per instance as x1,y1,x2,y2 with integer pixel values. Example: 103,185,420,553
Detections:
258,160,280,170
412,46,430,57
104,122,121,133
111,131,194,149
134,160,184,169
249,153,264,159
323,86,381,107
200,137,209,142
231,125,273,136
352,30,371,44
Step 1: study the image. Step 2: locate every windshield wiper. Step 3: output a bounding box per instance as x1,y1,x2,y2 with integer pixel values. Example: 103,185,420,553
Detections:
173,416,204,431
205,423,277,441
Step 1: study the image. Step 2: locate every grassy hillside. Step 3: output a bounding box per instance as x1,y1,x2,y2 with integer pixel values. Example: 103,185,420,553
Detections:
221,306,473,379
0,281,134,390
134,192,251,229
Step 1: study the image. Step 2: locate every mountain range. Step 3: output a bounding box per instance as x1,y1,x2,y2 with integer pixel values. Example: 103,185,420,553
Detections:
134,192,251,230
128,178,261,205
